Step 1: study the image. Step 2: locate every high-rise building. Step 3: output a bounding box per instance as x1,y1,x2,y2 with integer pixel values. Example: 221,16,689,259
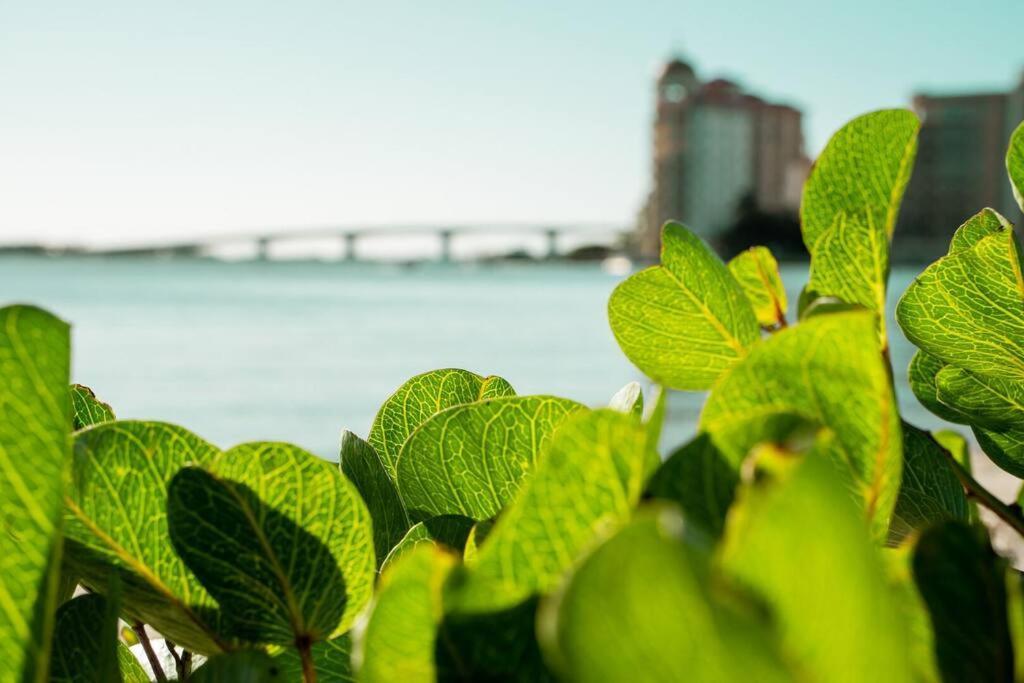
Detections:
635,58,808,259
898,71,1024,256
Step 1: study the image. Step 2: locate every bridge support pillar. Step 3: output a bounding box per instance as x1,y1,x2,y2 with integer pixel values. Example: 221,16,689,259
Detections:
544,228,559,260
439,230,454,263
256,237,271,261
342,232,359,262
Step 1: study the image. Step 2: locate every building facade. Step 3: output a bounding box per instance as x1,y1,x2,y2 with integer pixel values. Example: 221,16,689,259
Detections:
635,58,807,259
897,72,1024,257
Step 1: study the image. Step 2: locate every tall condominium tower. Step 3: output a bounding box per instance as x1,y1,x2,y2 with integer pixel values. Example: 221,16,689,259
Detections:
635,58,808,259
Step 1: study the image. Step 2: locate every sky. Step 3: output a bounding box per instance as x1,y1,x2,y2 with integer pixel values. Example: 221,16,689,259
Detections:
2,0,1023,246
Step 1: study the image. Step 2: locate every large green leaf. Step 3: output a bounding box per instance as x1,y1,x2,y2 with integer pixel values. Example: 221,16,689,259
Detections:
801,109,918,345
701,310,902,535
70,384,115,430
395,396,584,521
889,424,969,544
49,594,149,683
368,369,515,480
356,544,457,683
908,351,972,424
719,445,913,683
446,410,649,613
935,365,1024,430
644,432,737,538
727,245,788,328
168,442,375,644
541,509,790,683
63,421,225,653
897,215,1024,383
190,651,285,682
608,222,759,390
0,305,70,682
913,521,1014,682
1009,120,1024,212
339,430,409,568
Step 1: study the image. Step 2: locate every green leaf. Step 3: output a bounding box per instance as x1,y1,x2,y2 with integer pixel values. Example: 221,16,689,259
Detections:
801,109,918,345
380,515,474,573
935,365,1024,429
541,509,790,683
70,384,115,430
889,424,969,545
167,442,375,644
190,650,285,683
49,594,148,683
446,410,649,613
701,310,902,536
395,396,584,521
368,369,515,480
727,245,788,328
0,305,70,682
273,636,354,682
913,521,1014,682
607,381,643,416
1008,120,1024,212
948,208,1009,255
339,430,409,568
356,544,457,683
608,222,759,390
719,446,913,683
897,216,1024,383
974,426,1024,478
63,421,226,654
908,351,972,424
644,432,737,538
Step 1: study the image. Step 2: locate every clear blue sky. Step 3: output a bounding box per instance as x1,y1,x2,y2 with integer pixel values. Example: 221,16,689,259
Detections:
2,0,1022,245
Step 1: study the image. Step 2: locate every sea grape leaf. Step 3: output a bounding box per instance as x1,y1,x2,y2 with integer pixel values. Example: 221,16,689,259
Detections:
701,310,902,536
908,351,972,424
1009,120,1024,212
727,245,788,328
356,544,457,683
168,442,375,644
369,369,515,480
913,521,1014,682
719,448,913,683
935,365,1024,429
607,381,643,416
889,424,969,545
380,516,474,573
644,432,737,538
897,216,1024,383
462,519,494,567
446,410,649,613
881,546,941,683
801,109,919,345
63,421,226,653
339,430,409,568
70,383,115,430
435,597,554,682
948,208,1009,254
975,426,1024,478
542,509,790,683
49,594,148,683
0,305,70,682
395,395,585,521
190,650,284,683
607,222,759,390
273,636,354,682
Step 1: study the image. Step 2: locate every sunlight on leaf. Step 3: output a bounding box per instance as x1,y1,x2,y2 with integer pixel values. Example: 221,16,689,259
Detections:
727,246,788,328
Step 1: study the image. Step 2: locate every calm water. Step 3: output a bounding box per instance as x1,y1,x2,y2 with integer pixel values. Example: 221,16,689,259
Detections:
0,256,940,459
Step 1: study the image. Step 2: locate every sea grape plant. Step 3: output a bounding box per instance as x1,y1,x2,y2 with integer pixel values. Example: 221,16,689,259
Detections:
3,112,1024,682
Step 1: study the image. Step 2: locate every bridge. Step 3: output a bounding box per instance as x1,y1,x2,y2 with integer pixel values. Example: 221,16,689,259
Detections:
90,223,630,262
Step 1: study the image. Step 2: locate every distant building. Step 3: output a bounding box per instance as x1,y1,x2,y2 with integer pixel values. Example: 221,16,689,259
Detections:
898,71,1024,256
635,58,808,259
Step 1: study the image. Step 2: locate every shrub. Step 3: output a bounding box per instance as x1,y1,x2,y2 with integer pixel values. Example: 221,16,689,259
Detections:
3,111,1024,682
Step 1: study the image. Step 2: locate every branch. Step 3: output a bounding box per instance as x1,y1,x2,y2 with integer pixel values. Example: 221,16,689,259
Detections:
132,622,168,683
943,450,1024,539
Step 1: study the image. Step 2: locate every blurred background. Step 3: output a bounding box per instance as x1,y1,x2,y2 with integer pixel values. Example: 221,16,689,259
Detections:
2,1,1023,467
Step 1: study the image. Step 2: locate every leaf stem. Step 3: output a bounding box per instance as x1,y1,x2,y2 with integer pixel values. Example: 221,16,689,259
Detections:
943,450,1024,539
298,636,317,683
133,621,168,683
